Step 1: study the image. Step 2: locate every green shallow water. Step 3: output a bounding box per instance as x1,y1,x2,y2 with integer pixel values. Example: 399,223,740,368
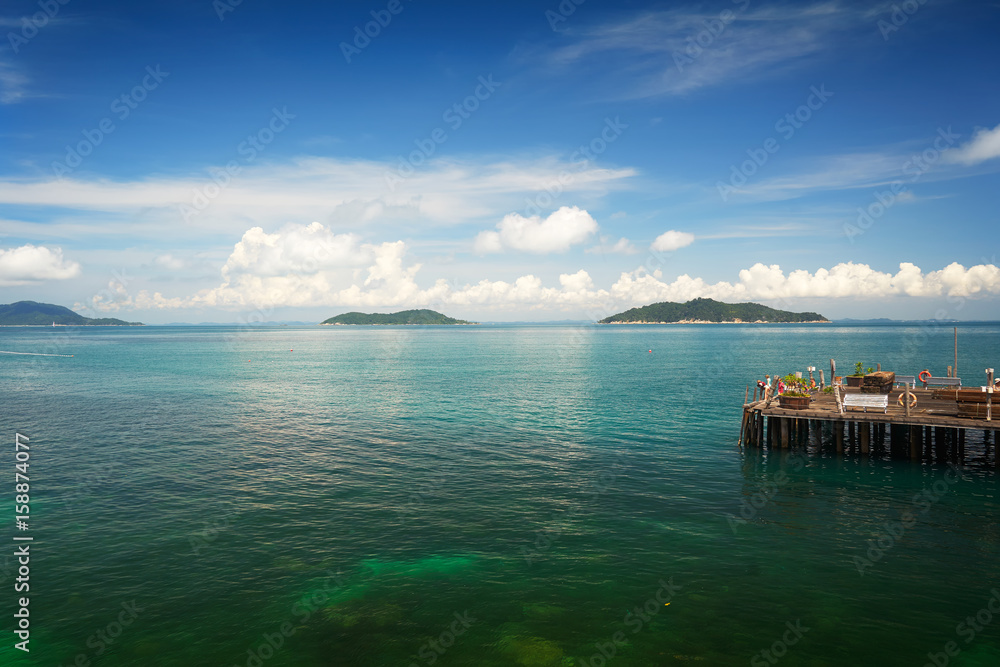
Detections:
1,323,999,666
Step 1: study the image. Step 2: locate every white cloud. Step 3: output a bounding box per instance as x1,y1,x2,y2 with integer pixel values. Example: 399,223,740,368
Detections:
586,236,637,255
651,230,695,252
0,61,29,105
0,156,636,243
474,206,599,254
945,123,1000,165
540,4,862,98
77,224,1000,315
0,244,81,286
154,254,187,271
608,261,1000,304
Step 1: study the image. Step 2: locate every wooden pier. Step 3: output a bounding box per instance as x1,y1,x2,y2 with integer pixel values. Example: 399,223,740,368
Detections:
740,386,999,466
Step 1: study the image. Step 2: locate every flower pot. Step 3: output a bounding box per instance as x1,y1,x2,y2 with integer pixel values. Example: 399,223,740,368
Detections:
778,395,811,410
845,376,864,387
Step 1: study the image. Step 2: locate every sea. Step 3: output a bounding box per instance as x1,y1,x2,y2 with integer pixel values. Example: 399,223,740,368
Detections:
1,322,999,666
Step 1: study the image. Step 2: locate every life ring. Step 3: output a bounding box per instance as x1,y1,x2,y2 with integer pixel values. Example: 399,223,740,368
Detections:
918,370,931,383
898,393,917,408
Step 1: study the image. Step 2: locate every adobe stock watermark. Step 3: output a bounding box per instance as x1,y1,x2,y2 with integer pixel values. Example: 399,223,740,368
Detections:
922,588,1000,667
578,578,681,667
726,452,806,534
56,600,144,667
340,0,414,63
673,0,751,72
877,0,931,41
750,619,809,666
407,611,476,666
213,0,245,21
396,472,447,524
717,84,833,202
520,116,628,218
180,106,294,222
843,126,959,243
520,450,628,565
383,74,502,191
851,464,963,576
6,0,70,54
232,568,349,667
545,0,587,31
52,66,170,177
186,508,241,555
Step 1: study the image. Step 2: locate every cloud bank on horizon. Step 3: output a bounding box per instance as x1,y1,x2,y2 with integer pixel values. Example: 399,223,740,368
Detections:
1,0,998,320
59,221,1000,316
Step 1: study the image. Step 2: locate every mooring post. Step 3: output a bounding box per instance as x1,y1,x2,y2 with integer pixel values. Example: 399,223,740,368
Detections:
986,368,994,422
954,327,958,379
904,380,912,418
909,425,921,461
819,369,825,389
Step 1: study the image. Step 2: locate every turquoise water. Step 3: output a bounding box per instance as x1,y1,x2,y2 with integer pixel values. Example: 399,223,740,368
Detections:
1,323,999,666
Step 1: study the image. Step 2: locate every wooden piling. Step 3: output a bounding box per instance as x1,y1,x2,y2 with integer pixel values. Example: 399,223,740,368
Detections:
834,421,844,453
859,422,870,455
909,425,921,461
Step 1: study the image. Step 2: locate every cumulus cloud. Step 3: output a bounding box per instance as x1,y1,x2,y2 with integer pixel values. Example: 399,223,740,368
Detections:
608,262,1000,303
651,230,695,252
79,224,1000,315
474,206,599,254
0,244,81,286
945,123,1000,165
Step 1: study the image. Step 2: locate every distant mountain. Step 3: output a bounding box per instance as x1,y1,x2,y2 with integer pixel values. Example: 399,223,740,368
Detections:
321,309,475,325
0,301,142,326
599,298,828,324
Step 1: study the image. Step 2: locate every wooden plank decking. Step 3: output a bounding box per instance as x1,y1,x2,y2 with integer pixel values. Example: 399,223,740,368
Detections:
749,387,993,429
740,385,997,465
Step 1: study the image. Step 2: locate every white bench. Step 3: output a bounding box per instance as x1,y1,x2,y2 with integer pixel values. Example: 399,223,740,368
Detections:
895,375,916,388
843,394,888,413
923,376,961,388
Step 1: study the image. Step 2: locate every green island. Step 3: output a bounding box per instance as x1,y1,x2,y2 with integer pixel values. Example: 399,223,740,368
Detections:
0,301,143,326
599,297,828,324
320,309,477,325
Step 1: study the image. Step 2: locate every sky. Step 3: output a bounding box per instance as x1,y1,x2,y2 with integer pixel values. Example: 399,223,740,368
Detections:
1,0,999,323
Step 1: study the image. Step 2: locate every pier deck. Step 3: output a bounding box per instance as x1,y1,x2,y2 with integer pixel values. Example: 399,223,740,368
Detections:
740,386,998,465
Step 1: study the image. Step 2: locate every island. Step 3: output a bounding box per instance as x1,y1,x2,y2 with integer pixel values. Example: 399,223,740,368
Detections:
0,301,143,326
598,298,828,324
320,309,477,325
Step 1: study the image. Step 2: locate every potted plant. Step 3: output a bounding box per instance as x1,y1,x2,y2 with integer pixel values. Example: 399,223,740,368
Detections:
846,362,867,387
778,390,812,410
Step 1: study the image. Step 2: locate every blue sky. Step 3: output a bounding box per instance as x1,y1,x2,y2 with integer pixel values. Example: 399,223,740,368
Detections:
1,0,999,323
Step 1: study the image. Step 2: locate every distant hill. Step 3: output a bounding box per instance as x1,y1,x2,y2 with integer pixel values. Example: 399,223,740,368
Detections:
599,298,828,324
321,309,476,325
0,301,142,326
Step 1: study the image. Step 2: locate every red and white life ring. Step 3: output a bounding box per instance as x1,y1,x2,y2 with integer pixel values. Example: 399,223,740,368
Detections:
918,369,931,383
898,393,917,408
